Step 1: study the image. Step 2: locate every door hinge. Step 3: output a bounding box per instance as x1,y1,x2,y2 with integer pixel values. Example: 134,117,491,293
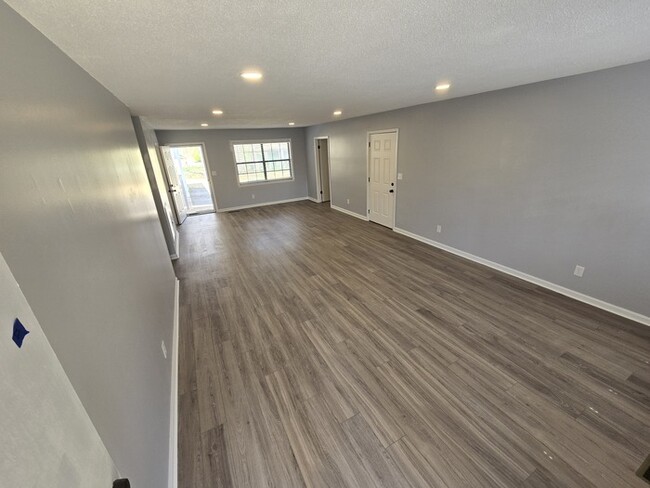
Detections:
368,209,370,213
368,177,370,182
318,145,320,149
320,190,323,194
368,142,371,148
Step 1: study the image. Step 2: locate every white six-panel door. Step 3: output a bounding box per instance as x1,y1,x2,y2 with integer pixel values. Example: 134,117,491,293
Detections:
368,131,397,228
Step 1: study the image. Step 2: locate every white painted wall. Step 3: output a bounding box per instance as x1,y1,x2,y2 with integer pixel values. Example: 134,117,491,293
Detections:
0,251,118,487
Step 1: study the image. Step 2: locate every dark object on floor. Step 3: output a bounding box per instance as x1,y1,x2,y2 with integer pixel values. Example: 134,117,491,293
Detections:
637,454,650,484
113,479,130,488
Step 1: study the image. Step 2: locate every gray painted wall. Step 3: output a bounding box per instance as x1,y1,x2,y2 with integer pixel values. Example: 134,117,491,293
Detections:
0,251,118,487
0,3,177,487
133,116,178,256
306,61,650,318
157,128,308,209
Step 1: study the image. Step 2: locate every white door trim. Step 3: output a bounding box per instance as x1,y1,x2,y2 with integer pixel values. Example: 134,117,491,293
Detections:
159,145,188,224
165,142,219,212
313,136,331,204
366,129,399,228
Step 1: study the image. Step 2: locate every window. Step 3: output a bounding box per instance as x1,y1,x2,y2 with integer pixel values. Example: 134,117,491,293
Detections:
232,140,293,185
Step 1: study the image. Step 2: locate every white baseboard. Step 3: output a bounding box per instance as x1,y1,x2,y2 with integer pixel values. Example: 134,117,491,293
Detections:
217,197,308,212
170,229,180,261
393,227,650,327
307,196,320,203
168,278,180,488
330,205,369,221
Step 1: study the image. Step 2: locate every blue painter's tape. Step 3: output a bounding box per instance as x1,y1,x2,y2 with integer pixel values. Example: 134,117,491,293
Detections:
12,318,29,348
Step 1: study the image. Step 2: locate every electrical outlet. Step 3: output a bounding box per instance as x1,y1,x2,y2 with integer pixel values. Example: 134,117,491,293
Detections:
161,340,167,359
574,265,585,278
252,194,255,199
397,173,403,180
436,225,442,233
346,198,350,205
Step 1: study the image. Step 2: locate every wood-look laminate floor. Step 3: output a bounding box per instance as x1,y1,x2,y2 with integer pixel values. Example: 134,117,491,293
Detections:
174,201,650,488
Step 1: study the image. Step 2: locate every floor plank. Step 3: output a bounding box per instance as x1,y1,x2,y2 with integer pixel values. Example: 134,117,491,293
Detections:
175,201,650,487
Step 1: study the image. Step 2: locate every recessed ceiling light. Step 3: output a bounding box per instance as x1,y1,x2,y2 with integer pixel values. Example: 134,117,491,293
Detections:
435,83,451,91
200,123,208,127
333,110,342,116
212,109,223,115
288,122,295,126
241,71,263,81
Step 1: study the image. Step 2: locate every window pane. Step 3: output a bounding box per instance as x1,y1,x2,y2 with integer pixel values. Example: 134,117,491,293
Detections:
279,143,289,159
237,164,245,174
239,174,249,183
242,145,251,162
234,145,244,163
256,162,264,172
282,161,290,171
282,170,290,178
253,144,263,161
260,143,269,159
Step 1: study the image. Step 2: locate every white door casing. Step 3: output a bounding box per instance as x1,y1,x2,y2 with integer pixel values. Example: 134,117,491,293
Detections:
152,141,180,257
368,131,397,228
160,145,188,224
318,139,330,202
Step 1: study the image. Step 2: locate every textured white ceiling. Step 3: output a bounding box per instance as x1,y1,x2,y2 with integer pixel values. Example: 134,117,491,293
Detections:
6,0,650,129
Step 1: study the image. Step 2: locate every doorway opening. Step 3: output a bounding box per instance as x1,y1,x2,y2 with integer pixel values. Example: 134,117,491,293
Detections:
163,144,215,216
367,129,398,228
314,137,331,203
